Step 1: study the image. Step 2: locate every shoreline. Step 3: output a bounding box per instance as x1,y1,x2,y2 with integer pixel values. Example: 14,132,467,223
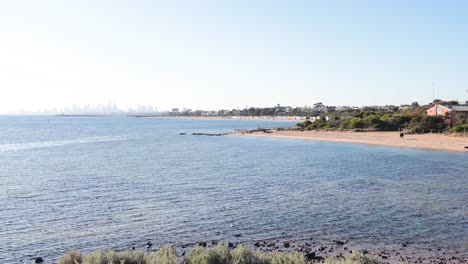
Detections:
56,235,467,264
232,130,468,152
138,115,302,122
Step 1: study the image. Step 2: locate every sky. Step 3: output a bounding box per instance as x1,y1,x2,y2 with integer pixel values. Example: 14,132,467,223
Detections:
0,0,467,113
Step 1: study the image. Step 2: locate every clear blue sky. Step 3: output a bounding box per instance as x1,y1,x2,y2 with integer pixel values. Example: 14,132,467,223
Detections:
0,0,467,113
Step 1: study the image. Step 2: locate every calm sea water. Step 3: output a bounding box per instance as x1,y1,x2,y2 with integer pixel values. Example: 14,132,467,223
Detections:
0,116,467,263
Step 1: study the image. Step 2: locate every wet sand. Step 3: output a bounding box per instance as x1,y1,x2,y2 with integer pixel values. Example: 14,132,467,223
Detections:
233,130,468,152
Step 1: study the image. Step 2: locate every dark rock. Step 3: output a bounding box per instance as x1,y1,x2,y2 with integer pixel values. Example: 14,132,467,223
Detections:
335,240,345,245
283,241,290,248
146,241,152,249
381,255,388,259
305,252,315,259
305,252,323,262
234,234,242,237
228,242,234,248
179,133,186,135
131,246,135,250
254,241,260,247
34,257,44,263
181,251,185,256
199,242,207,247
211,240,218,245
402,243,407,247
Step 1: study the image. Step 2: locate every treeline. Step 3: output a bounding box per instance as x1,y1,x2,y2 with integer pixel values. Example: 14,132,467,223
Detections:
450,114,468,133
295,110,467,134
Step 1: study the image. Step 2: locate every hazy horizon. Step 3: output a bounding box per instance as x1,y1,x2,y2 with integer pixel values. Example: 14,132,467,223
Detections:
1,1,467,114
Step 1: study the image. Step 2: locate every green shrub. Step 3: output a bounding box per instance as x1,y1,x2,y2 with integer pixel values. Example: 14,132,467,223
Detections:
58,251,83,264
231,246,257,264
324,251,380,264
82,250,119,264
83,250,147,264
269,252,306,264
449,123,468,133
187,247,224,264
147,246,178,264
214,245,232,264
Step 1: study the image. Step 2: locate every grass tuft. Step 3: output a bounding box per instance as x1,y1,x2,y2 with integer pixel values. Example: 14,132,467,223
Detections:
58,250,83,264
324,251,380,264
147,246,179,264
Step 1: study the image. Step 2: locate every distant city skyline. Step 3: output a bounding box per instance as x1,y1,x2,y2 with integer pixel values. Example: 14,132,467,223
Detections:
1,1,467,114
5,101,159,115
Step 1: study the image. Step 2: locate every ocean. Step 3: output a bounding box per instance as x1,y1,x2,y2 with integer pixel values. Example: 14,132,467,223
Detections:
0,116,466,263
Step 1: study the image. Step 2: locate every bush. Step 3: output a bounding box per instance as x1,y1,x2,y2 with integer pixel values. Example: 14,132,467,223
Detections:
296,120,312,129
187,247,225,264
58,251,83,264
350,118,365,129
324,251,380,264
270,252,306,264
147,246,179,264
84,249,148,264
449,124,468,133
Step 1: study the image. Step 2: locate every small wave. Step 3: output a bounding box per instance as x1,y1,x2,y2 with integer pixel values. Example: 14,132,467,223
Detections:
0,136,134,152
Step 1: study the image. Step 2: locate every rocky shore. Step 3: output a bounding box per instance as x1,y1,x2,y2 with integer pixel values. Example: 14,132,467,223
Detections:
137,236,466,264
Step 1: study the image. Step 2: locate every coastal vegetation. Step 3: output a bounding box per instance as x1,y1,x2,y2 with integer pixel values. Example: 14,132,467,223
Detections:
295,111,448,133
448,116,468,133
170,99,468,134
58,245,380,264
294,106,467,134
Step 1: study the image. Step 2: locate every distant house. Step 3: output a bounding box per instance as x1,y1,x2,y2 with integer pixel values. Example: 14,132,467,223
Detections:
426,104,451,117
275,104,292,113
399,104,412,111
426,104,468,125
451,105,468,120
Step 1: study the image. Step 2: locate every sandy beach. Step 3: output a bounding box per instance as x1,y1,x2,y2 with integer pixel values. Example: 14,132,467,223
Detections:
233,130,468,152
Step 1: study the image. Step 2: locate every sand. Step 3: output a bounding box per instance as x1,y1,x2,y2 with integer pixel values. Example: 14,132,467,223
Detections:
233,130,468,152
